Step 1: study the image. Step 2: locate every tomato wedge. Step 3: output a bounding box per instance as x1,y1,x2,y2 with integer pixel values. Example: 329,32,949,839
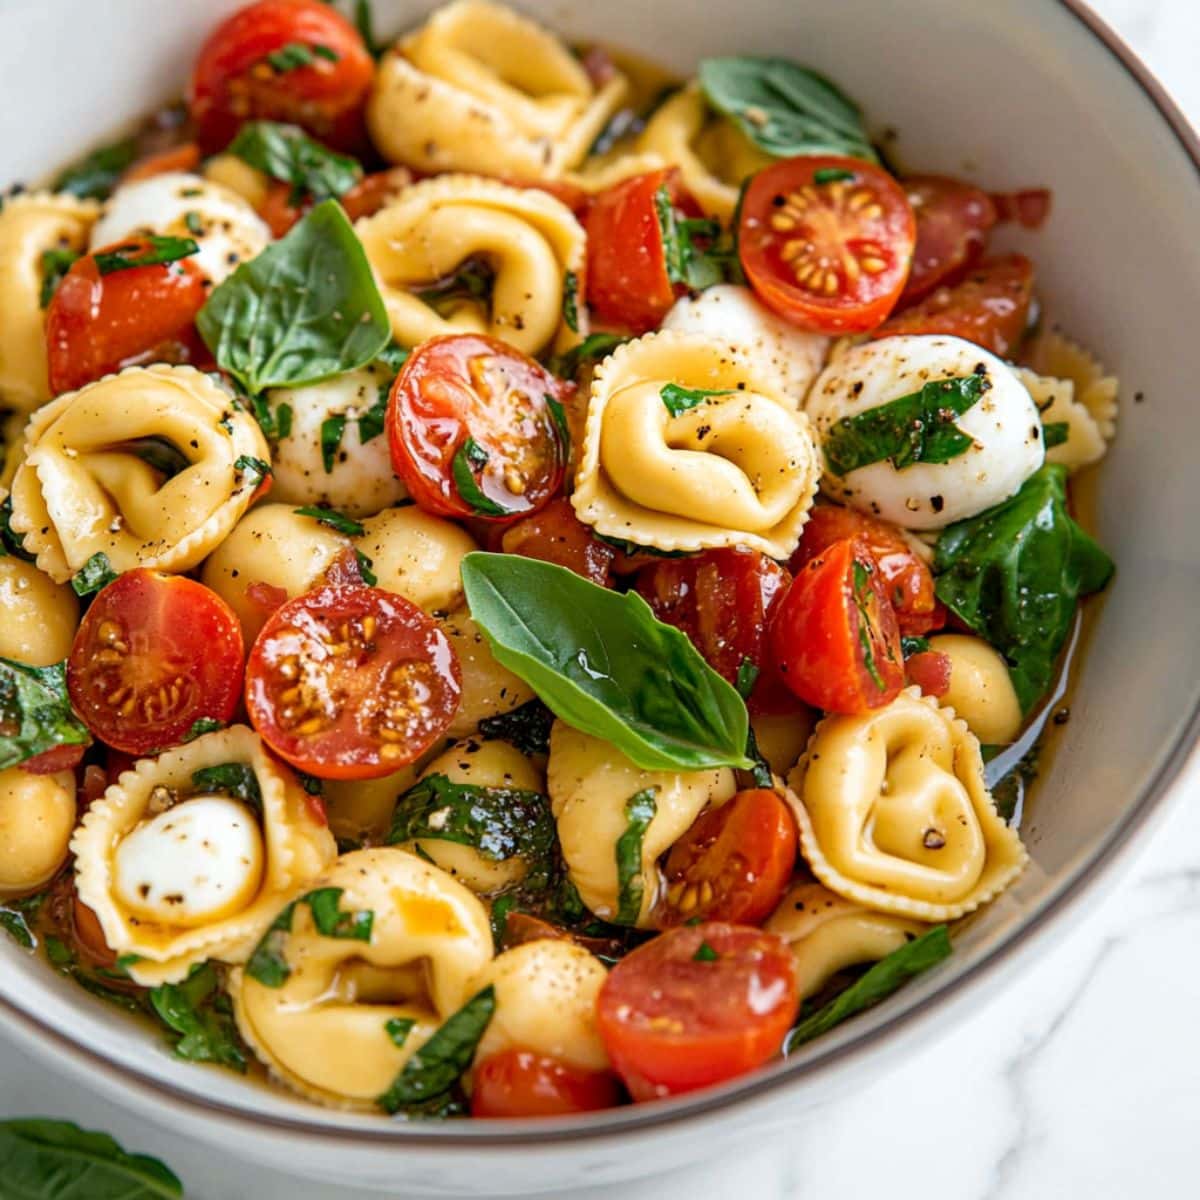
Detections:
189,0,374,152
900,176,996,305
770,537,904,714
596,923,798,1101
874,253,1035,358
471,1050,621,1118
245,584,460,779
500,498,616,586
45,239,209,395
659,789,797,927
738,156,915,334
387,334,571,523
67,570,244,756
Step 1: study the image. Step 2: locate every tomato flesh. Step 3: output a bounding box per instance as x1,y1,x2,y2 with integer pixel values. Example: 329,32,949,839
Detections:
46,240,209,395
770,537,904,714
659,789,797,927
500,498,615,586
245,584,461,779
341,167,418,221
900,176,996,305
67,570,244,756
387,334,570,522
905,650,952,698
597,923,798,1101
471,1049,621,1118
738,155,915,333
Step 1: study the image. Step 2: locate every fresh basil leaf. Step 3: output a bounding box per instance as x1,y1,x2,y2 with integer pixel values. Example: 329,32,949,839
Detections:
824,374,990,477
245,887,373,986
813,166,856,184
294,505,365,536
735,657,760,700
784,925,952,1052
417,258,494,316
94,235,199,276
319,413,346,473
477,698,554,757
0,1119,182,1199
693,940,720,962
198,199,390,395
462,554,753,772
40,247,80,308
1042,420,1069,449
149,962,248,1073
183,717,226,742
44,935,147,1013
265,41,334,72
850,559,887,690
229,120,362,204
53,136,138,200
249,394,294,443
545,394,571,460
385,1016,417,1048
191,762,262,811
0,658,90,771
354,0,384,59
614,787,657,925
0,496,34,561
901,635,931,658
547,332,630,380
654,184,726,291
234,455,271,486
660,382,733,418
304,886,374,941
376,985,495,1114
0,893,44,950
592,533,693,559
451,438,515,517
488,893,517,950
698,56,877,162
562,269,580,332
129,436,191,480
743,722,774,789
934,464,1114,712
71,552,119,597
296,770,325,796
354,549,378,585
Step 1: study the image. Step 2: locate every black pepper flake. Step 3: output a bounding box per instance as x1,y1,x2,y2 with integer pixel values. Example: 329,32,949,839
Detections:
1134,391,1145,404
922,829,946,850
851,381,864,396
930,494,945,513
1052,707,1070,725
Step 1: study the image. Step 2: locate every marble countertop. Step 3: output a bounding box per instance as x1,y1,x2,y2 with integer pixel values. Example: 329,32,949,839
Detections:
2,3,1197,1198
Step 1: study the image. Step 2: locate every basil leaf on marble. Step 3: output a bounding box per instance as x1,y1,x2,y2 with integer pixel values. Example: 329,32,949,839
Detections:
0,658,90,771
228,120,361,205
149,962,248,1073
614,788,657,925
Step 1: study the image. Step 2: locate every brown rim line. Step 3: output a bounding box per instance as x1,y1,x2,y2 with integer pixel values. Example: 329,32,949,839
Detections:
6,0,1200,1149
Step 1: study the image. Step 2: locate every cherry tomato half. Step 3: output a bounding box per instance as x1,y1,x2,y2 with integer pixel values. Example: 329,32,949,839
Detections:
790,506,944,637
500,498,615,586
67,570,244,756
189,0,374,153
905,649,952,698
770,537,904,714
245,584,461,780
874,253,1035,358
899,176,996,305
46,239,209,395
659,789,797,927
738,155,915,334
596,923,798,1101
340,166,418,221
387,334,571,523
471,1049,621,1118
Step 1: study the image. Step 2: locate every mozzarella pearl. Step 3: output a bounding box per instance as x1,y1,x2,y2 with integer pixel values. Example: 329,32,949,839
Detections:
806,335,1044,530
112,795,264,927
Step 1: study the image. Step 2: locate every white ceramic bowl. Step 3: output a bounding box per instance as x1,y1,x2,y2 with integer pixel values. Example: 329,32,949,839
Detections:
3,1,1200,1194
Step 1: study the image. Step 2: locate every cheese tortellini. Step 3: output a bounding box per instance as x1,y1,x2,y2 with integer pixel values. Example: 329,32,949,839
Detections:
357,175,586,357
71,726,336,986
572,332,821,557
928,634,1023,745
367,0,629,181
547,721,736,927
0,556,79,666
357,505,476,614
1016,367,1107,473
10,365,269,583
0,192,98,412
787,688,1027,921
229,847,494,1109
0,767,76,897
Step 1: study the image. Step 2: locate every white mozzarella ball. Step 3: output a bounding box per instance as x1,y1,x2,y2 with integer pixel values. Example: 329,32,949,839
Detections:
661,284,829,404
90,172,271,285
268,368,408,517
806,335,1044,530
113,795,264,927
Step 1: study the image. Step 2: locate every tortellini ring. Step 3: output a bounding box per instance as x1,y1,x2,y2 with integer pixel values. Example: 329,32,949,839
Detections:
0,767,77,897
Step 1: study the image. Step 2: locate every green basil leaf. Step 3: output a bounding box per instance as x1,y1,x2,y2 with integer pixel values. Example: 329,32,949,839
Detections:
824,374,990,477
190,762,262,812
245,886,373,987
693,940,720,962
182,717,226,742
735,657,760,700
614,787,657,925
461,554,752,771
319,413,347,474
248,394,293,442
357,390,389,443
129,436,191,481
451,438,516,517
228,120,362,204
149,962,248,1073
592,533,693,559
660,382,733,418
0,893,44,950
70,552,119,597
376,985,495,1113
198,199,390,395
545,394,571,460
547,332,630,381
1042,420,1069,449
562,269,580,332
934,464,1114,712
900,635,931,658
417,259,494,316
0,658,90,771
44,936,147,1013
385,1016,417,1048
654,184,726,291
0,1119,182,1198
93,235,199,276
354,549,378,586
784,925,952,1052
851,558,887,690
53,136,139,200
304,886,374,941
813,166,856,184
234,455,272,486
0,496,35,561
477,698,554,757
264,41,334,72
294,505,365,536
354,0,385,59
40,247,80,308
698,56,877,162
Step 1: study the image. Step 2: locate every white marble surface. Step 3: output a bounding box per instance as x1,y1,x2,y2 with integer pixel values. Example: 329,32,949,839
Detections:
3,3,1199,1198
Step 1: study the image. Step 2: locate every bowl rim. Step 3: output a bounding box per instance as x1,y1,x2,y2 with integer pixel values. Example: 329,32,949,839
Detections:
3,0,1198,1149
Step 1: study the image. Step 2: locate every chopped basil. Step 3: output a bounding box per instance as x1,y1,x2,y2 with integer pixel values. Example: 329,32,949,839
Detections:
93,235,199,276
245,887,374,987
44,935,146,1014
477,698,554,757
354,0,385,59
545,394,571,460
416,258,494,316
385,1016,417,1048
39,247,79,308
654,184,725,290
934,464,1114,712
0,893,44,950
319,414,347,473
354,549,378,585
901,635,931,658
698,56,877,162
461,554,752,772
265,41,338,71
735,657,760,700
488,893,517,950
70,551,119,597
228,120,362,205
1042,420,1069,449
823,373,990,477
249,394,293,442
130,436,191,480
190,762,262,811
0,496,34,561
294,505,365,536
357,390,388,443
296,770,325,797
693,940,720,962
0,658,90,771
547,332,630,380
451,438,515,517
660,382,733,418
736,657,774,787
305,886,375,941
197,199,391,396
182,717,226,742
593,533,693,559
184,210,204,236
53,136,138,200
614,788,657,925
850,558,886,690
148,962,247,1074
813,167,856,184
234,455,271,485
562,269,580,332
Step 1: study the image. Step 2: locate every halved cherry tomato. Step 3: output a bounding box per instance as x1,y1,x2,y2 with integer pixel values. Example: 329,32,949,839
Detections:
905,650,952,698
900,176,996,305
770,538,904,714
874,253,1035,358
341,166,418,221
659,789,797,927
635,547,795,714
790,506,944,637
738,156,915,334
71,895,117,968
245,584,460,780
471,1049,621,1118
990,187,1053,230
45,239,209,395
189,0,374,153
387,334,571,522
19,745,87,775
67,570,245,756
504,177,592,220
596,923,798,1101
500,498,615,586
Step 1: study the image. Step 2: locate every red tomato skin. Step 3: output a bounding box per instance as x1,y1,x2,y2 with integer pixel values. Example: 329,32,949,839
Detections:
189,0,374,152
990,188,1053,229
341,167,418,221
19,745,87,775
906,650,952,698
597,923,798,1101
46,244,209,395
500,498,616,586
900,176,997,305
471,1050,621,1118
